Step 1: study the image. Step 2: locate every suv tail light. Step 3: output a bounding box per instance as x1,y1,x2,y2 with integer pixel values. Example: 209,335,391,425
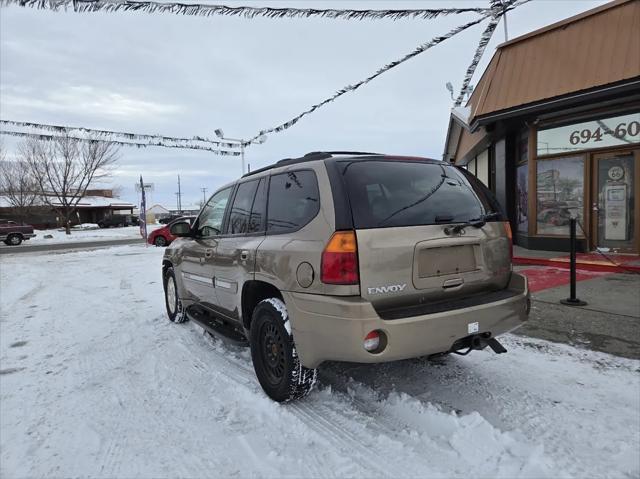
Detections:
321,230,359,285
504,221,513,259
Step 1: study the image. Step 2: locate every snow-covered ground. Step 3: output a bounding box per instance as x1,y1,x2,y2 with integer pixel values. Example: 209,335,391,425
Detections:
1,245,638,478
28,224,163,244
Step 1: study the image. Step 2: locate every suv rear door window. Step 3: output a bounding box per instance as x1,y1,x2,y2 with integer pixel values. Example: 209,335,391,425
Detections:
339,160,498,229
267,170,320,233
248,178,267,233
227,180,260,234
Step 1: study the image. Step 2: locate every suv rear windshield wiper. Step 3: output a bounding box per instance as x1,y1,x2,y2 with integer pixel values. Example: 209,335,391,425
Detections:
444,212,502,235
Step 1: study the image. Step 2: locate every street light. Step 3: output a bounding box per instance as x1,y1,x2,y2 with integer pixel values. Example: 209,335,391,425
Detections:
215,129,267,175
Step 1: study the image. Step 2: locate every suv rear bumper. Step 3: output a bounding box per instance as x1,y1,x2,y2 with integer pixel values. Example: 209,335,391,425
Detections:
285,272,529,368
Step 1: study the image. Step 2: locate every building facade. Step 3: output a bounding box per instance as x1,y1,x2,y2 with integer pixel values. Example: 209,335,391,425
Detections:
0,189,135,228
444,0,640,254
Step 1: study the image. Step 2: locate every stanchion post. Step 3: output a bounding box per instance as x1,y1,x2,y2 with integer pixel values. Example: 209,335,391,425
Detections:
561,217,587,306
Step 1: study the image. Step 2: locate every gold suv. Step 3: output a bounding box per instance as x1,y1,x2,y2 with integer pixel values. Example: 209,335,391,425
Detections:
162,152,530,401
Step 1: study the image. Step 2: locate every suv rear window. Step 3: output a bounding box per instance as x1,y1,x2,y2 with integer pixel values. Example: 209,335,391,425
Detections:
339,160,499,229
267,170,320,233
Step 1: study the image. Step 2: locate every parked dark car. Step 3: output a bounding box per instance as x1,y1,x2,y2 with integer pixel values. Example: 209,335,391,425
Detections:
148,216,196,247
97,214,139,228
0,219,36,246
158,215,183,225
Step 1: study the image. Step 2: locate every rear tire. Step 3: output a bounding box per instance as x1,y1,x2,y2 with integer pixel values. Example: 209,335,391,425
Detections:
6,234,22,246
163,267,187,323
249,298,317,402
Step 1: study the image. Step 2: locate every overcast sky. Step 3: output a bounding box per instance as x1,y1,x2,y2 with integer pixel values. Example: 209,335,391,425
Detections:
0,0,607,208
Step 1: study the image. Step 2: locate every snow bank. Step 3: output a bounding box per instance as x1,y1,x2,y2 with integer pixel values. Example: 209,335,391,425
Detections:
30,224,162,244
1,245,638,478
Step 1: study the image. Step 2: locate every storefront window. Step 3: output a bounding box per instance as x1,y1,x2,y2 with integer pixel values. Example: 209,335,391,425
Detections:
537,111,640,156
536,156,584,236
516,164,528,234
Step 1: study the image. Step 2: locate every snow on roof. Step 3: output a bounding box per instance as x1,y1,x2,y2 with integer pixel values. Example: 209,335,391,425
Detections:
451,106,471,127
53,196,135,208
0,195,135,209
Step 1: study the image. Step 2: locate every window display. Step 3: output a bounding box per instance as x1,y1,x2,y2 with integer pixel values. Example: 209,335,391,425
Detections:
595,154,635,251
536,156,585,235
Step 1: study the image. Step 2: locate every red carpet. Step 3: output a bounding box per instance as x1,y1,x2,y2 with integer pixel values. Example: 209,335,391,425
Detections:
518,267,611,293
514,252,640,273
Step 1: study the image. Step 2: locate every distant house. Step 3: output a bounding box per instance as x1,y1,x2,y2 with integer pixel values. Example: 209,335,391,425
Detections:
147,204,171,219
0,189,135,229
169,204,201,216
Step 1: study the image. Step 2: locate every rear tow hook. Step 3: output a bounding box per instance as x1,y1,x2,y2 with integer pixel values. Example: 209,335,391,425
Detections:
482,337,507,354
451,334,507,355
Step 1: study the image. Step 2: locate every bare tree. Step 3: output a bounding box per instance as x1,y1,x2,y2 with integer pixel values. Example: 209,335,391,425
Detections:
24,136,120,234
110,184,124,198
0,140,40,223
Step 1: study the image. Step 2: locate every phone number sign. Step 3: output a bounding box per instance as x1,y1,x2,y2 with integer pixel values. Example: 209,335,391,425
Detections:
538,112,640,156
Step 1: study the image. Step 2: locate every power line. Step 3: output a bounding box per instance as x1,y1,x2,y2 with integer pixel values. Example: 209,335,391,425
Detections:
0,121,242,155
0,0,491,21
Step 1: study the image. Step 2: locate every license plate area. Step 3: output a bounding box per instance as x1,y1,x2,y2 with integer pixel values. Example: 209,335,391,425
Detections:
417,244,478,278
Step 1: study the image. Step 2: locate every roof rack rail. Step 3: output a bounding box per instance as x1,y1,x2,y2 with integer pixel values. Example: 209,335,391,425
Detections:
307,151,382,157
242,151,384,177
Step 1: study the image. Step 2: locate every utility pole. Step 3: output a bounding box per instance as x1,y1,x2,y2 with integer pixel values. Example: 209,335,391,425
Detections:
175,175,182,213
201,187,208,204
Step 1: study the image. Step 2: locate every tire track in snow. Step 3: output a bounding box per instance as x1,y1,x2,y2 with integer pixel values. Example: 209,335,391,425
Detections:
175,322,433,477
175,325,389,477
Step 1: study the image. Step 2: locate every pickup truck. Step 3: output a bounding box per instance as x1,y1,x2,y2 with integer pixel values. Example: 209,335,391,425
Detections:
0,219,36,246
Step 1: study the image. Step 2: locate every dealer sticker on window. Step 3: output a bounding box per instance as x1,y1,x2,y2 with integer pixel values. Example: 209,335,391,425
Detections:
468,322,479,334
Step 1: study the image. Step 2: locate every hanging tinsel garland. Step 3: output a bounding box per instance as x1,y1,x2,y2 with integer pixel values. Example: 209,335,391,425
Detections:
0,0,490,21
247,0,530,143
0,120,238,149
453,0,509,107
0,128,240,156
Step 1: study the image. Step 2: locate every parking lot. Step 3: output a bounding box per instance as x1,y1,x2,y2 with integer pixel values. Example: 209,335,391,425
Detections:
1,245,638,478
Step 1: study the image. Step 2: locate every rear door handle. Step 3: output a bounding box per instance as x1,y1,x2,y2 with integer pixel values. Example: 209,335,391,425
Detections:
443,278,464,290
204,248,214,259
240,250,249,261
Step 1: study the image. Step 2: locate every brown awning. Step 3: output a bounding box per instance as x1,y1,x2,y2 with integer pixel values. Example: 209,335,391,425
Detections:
468,0,640,123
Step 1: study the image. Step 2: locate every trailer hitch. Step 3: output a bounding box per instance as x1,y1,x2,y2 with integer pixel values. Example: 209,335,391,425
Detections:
450,333,507,356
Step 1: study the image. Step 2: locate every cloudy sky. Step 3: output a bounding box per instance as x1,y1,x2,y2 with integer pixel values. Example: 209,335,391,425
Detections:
1,0,607,208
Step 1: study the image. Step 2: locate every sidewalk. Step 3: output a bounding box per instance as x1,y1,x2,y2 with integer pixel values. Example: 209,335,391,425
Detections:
515,265,640,360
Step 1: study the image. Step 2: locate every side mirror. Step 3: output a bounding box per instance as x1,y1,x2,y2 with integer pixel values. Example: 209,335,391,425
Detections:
170,221,192,237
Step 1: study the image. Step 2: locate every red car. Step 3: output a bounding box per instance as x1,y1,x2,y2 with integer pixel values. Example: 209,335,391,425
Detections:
148,216,195,247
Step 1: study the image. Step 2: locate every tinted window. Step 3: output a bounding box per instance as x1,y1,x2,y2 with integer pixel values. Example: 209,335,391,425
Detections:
340,160,498,229
248,178,267,233
267,170,320,233
196,187,232,237
228,180,259,234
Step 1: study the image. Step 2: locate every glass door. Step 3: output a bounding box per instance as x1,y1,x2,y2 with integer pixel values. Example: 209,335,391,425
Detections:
591,150,639,254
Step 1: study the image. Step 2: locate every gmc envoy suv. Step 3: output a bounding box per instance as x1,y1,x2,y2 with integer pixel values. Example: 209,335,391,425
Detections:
162,152,530,402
